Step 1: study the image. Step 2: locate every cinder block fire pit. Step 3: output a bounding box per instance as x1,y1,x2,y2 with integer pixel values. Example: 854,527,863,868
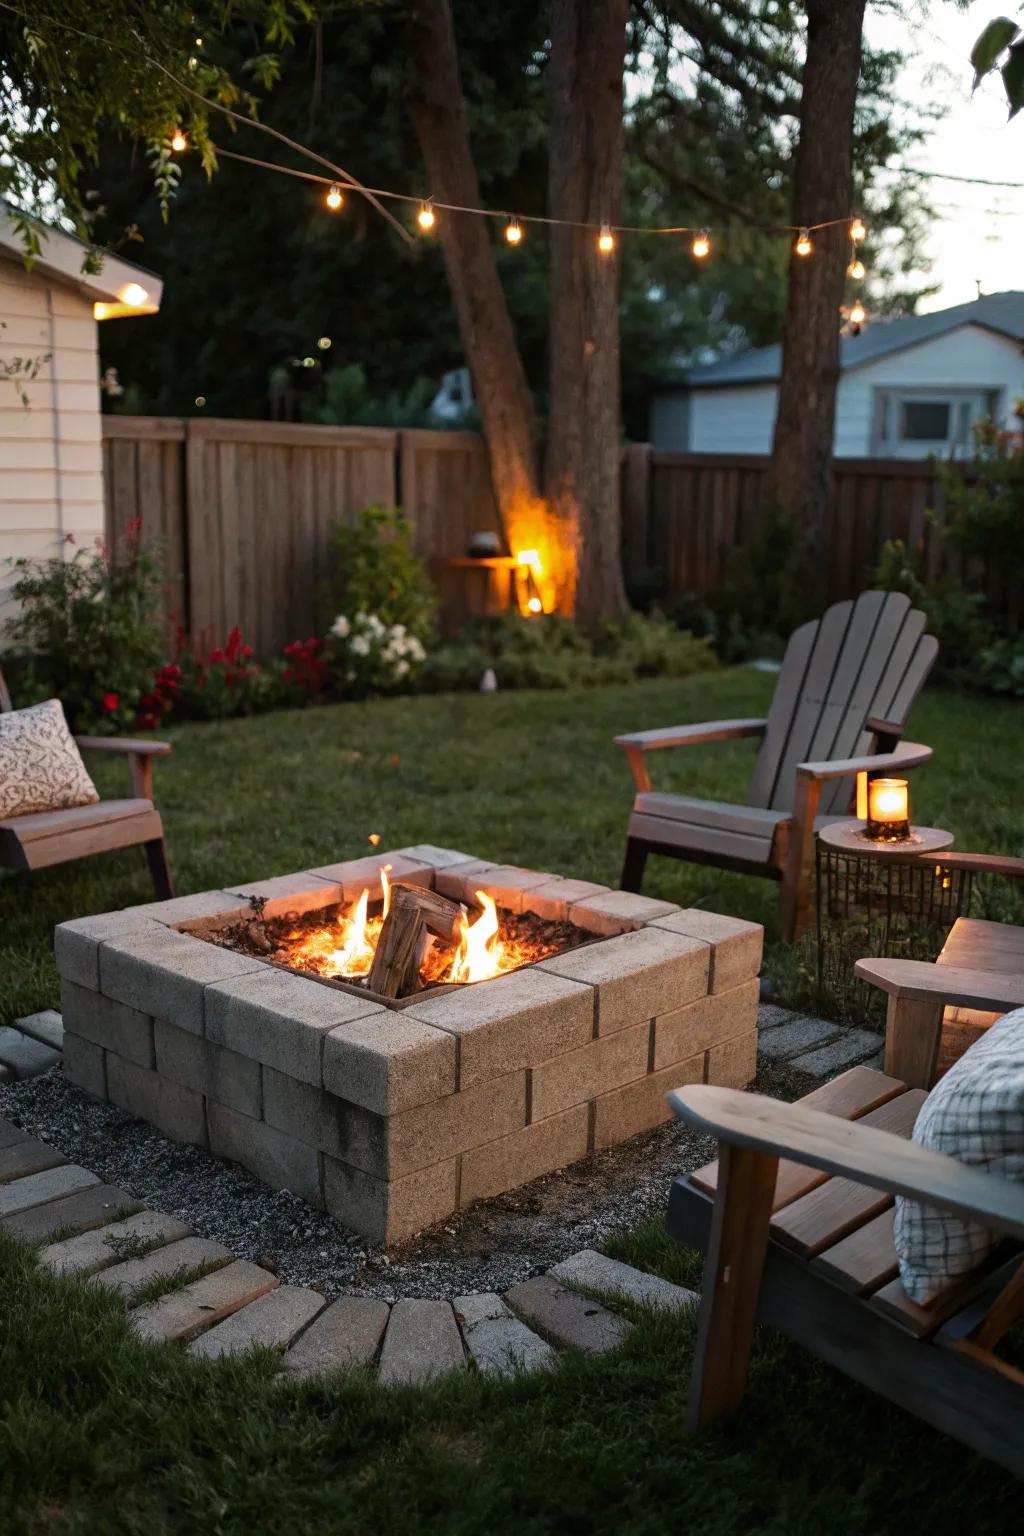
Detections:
56,847,762,1243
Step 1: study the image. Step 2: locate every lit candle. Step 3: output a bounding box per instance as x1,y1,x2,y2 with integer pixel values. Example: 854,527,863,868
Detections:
866,777,910,841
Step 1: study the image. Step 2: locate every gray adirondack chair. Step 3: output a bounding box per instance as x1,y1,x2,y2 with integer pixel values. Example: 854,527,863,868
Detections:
0,664,174,898
615,591,938,941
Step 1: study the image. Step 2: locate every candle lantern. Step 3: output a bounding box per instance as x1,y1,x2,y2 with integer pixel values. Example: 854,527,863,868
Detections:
865,777,910,841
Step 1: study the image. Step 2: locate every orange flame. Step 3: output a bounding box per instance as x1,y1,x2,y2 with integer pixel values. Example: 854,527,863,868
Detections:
449,890,504,984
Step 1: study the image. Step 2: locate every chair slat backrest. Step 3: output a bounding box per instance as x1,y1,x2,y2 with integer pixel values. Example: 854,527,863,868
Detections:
747,591,937,816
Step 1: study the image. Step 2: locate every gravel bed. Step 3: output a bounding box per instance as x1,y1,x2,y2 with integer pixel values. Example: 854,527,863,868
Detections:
0,1059,812,1301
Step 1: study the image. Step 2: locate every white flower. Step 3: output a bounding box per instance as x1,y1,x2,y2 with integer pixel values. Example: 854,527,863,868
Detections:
350,634,371,657
395,660,410,678
408,637,426,663
390,624,406,640
330,615,350,639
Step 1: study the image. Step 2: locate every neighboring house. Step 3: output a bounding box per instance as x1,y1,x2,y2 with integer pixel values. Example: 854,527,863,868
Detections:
649,291,1024,459
0,203,162,619
430,365,475,424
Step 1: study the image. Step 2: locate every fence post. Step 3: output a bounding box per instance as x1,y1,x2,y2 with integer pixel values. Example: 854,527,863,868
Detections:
621,443,653,585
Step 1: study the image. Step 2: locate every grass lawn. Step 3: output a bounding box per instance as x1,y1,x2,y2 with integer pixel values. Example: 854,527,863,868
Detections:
1,670,1023,1532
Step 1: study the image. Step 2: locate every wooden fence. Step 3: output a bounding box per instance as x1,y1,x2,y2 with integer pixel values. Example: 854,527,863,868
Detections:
102,418,503,652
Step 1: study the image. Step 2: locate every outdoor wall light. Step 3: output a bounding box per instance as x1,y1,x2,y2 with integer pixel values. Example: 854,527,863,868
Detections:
865,777,910,841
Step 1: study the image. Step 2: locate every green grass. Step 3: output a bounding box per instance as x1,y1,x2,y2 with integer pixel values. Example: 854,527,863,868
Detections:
2,673,1024,1531
2,669,1022,1023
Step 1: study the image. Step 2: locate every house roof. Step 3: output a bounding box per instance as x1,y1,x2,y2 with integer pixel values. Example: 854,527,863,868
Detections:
672,291,1024,390
0,201,163,320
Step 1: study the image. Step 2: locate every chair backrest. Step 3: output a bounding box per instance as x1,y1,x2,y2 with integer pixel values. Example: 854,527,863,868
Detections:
747,591,938,816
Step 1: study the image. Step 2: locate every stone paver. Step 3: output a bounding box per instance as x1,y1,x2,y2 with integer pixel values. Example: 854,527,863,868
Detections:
0,1135,66,1184
131,1260,280,1343
0,1163,99,1218
756,1003,801,1032
14,1010,64,1052
39,1210,194,1277
0,1182,136,1242
0,1027,61,1080
549,1250,696,1313
504,1274,631,1354
0,1064,12,1084
454,1292,555,1377
189,1284,326,1359
0,1120,29,1150
377,1298,466,1385
755,1014,838,1061
789,1028,881,1077
91,1235,232,1297
279,1296,390,1380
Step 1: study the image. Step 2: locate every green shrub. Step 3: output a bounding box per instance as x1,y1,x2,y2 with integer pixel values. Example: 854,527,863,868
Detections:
326,506,436,642
976,636,1024,697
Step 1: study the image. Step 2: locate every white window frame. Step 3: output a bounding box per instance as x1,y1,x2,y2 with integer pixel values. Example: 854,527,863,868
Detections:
872,386,999,458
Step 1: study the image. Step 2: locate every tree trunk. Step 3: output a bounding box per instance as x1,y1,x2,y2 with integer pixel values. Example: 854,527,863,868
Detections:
406,0,550,572
545,0,629,620
765,0,866,567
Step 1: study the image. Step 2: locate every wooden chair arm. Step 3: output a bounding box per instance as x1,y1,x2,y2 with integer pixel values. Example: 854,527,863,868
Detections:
670,1084,1024,1241
795,739,933,781
911,851,1024,882
74,736,172,757
855,957,1024,1014
614,720,767,793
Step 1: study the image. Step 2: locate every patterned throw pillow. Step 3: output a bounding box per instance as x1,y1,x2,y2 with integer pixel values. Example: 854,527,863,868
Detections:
0,699,100,819
894,1007,1024,1304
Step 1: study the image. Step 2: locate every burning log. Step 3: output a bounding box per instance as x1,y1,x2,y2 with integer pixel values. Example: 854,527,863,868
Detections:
366,882,464,999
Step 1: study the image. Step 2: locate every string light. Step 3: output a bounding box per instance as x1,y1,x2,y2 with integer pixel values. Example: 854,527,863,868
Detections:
691,229,711,259
849,300,867,326
850,217,866,241
597,224,615,254
417,201,436,231
170,128,187,153
795,229,813,257
504,218,523,245
849,258,866,281
325,184,344,211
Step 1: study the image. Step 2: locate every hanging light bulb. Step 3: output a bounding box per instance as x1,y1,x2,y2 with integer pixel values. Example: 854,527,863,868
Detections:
850,217,866,242
795,229,813,257
849,258,866,281
597,224,615,254
170,128,187,153
691,229,711,260
325,184,344,211
417,201,436,231
504,218,523,246
849,300,867,326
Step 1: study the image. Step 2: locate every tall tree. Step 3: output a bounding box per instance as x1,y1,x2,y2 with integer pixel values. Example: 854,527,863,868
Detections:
546,0,629,619
764,0,867,564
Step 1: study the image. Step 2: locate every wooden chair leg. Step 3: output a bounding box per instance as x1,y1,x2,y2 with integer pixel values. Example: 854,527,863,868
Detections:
686,1142,778,1431
884,994,944,1089
620,837,648,893
779,772,820,943
144,838,175,900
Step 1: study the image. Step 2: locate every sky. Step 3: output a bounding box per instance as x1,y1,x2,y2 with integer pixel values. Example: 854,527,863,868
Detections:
867,1,1024,310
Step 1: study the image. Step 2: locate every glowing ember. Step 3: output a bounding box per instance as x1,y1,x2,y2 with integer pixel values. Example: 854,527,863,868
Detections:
449,890,503,984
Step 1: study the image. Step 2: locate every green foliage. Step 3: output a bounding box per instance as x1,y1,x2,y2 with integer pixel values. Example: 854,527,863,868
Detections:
971,14,1024,116
976,635,1024,696
325,613,428,700
308,363,441,430
423,611,716,693
327,506,436,643
5,530,166,732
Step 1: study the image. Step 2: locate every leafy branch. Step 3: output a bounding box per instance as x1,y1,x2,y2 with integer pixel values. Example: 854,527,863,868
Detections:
971,14,1024,118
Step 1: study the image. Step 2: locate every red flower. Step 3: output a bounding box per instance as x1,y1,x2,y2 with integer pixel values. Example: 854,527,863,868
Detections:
241,644,253,659
209,647,225,663
103,692,119,712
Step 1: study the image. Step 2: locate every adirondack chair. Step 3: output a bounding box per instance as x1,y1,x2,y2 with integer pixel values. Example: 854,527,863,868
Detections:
667,1066,1024,1476
0,665,174,898
615,590,939,942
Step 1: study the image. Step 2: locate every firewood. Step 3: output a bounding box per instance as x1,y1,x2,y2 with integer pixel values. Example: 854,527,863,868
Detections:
367,883,464,998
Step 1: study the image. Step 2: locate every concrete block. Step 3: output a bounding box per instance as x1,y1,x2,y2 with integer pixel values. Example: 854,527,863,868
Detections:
0,1027,61,1080
0,1163,99,1218
405,969,594,1090
565,891,680,936
529,1023,650,1122
649,909,763,992
592,1053,703,1150
14,1009,63,1051
53,910,163,991
307,852,433,901
377,1298,465,1385
60,979,154,1067
434,860,497,901
207,1101,322,1206
280,1296,390,1379
261,1067,325,1147
223,871,343,919
707,1030,758,1088
549,1250,696,1312
536,926,709,1036
154,1018,261,1118
106,1053,208,1147
100,927,267,1037
329,1072,526,1180
0,1136,65,1182
391,845,476,869
0,1181,135,1242
62,1032,106,1098
652,979,760,1071
519,878,611,923
322,1013,457,1116
206,968,385,1086
0,1121,27,1151
124,891,250,928
323,1155,458,1244
39,1210,194,1277
92,1235,232,1297
756,1015,839,1061
469,866,554,915
454,1293,555,1376
504,1274,630,1354
460,1103,589,1208
131,1260,279,1343
189,1284,326,1359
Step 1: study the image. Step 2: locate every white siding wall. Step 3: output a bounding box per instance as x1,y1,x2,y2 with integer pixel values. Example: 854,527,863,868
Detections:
0,256,103,622
658,323,1024,456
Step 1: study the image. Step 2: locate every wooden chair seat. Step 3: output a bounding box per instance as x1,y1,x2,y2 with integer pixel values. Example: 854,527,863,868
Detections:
630,791,849,869
0,798,163,873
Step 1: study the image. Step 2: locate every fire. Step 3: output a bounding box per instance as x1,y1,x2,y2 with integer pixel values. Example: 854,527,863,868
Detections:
449,891,504,984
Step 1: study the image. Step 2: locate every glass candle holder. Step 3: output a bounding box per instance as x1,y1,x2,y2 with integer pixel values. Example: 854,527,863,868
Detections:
866,777,910,841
